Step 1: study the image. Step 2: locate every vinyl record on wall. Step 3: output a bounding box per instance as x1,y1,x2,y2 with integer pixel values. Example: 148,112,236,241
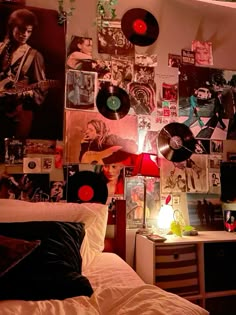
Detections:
121,8,159,47
66,170,108,204
158,122,196,162
96,85,130,120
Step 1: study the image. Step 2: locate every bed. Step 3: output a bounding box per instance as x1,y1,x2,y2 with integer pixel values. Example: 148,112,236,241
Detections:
0,199,209,315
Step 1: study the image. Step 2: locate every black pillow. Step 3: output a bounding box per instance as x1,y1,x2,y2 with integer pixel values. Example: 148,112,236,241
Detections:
0,234,41,277
0,221,93,300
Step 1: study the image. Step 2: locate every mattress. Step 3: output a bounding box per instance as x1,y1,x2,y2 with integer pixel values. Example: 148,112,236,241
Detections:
0,252,209,315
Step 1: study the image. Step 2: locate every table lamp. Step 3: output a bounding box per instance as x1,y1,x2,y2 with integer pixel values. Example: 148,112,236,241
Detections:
132,153,160,234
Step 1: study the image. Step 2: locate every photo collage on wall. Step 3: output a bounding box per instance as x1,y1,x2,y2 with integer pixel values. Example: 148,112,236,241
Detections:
0,3,236,232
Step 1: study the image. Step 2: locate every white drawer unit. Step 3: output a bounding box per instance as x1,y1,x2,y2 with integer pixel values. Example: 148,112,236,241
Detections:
135,231,236,314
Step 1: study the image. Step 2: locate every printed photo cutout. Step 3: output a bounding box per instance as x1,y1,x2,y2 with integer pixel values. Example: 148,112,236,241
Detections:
178,65,236,140
41,156,54,172
66,70,97,110
191,40,213,66
135,54,157,67
161,154,208,194
78,163,125,197
125,175,160,228
111,56,134,89
127,82,156,115
66,36,93,71
64,110,138,165
208,171,221,194
0,4,65,140
187,193,223,231
1,173,50,201
4,138,25,165
97,18,134,56
24,139,56,155
50,180,66,202
168,54,181,68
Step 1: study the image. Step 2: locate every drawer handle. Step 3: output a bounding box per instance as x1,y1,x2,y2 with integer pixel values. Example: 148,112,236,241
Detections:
173,253,179,259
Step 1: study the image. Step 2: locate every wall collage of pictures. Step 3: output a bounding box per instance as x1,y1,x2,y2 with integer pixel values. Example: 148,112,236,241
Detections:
0,2,236,232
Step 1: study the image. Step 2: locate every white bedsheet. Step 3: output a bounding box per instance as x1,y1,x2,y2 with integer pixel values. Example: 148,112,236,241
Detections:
0,253,209,315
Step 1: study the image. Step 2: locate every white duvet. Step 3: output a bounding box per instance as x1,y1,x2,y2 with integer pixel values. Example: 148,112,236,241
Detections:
0,253,209,315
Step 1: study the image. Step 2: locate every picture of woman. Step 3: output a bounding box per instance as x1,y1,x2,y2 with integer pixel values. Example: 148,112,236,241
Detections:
96,163,124,196
66,36,93,70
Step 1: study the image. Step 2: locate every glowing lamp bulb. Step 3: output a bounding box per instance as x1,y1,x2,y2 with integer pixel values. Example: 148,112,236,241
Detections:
157,204,174,235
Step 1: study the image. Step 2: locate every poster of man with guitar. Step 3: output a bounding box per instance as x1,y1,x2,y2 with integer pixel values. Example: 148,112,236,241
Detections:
0,4,65,141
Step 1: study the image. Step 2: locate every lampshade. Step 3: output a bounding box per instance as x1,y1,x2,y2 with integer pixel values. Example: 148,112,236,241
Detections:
132,153,160,177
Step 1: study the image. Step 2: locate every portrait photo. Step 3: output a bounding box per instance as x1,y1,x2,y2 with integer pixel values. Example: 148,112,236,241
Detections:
0,4,65,140
64,110,138,165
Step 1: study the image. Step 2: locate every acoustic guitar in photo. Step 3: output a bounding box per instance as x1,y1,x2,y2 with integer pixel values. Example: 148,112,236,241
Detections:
0,78,61,117
81,146,122,164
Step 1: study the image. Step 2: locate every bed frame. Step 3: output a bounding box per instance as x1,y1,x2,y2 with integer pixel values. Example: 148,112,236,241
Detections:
104,199,126,260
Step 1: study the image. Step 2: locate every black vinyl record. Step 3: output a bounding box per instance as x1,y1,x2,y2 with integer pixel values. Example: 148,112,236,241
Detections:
66,171,108,204
158,122,196,162
96,85,130,120
121,8,159,47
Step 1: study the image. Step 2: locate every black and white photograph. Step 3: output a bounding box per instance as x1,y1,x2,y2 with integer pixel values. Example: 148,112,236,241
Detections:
66,36,93,71
97,19,134,55
4,138,24,164
66,70,97,110
111,57,134,88
168,53,181,68
0,172,50,201
135,54,157,67
0,4,65,140
134,65,155,86
50,180,66,202
127,82,156,115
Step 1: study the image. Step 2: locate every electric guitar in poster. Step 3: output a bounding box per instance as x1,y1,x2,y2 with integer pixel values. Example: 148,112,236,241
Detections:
0,78,60,118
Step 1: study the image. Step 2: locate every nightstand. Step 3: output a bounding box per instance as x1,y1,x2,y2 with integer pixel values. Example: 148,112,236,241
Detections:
135,231,236,315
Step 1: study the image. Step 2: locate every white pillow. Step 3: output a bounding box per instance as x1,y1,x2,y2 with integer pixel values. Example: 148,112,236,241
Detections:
0,199,108,268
